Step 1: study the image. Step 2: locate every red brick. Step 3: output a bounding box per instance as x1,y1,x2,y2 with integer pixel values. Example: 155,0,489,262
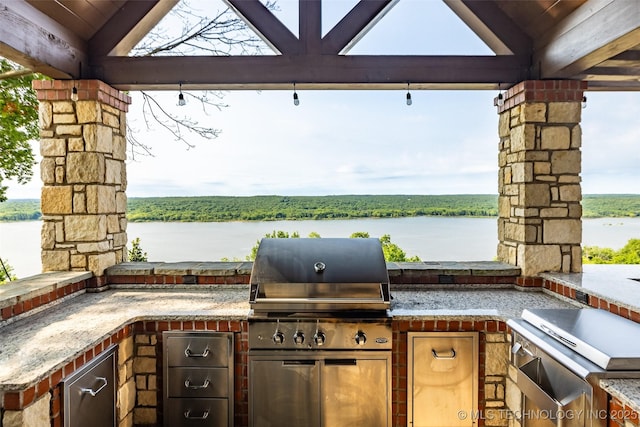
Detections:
3,392,22,410
37,377,50,397
1,306,12,320
22,386,35,406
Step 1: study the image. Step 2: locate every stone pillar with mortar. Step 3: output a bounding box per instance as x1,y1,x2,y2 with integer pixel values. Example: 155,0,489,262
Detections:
33,80,131,277
497,80,587,276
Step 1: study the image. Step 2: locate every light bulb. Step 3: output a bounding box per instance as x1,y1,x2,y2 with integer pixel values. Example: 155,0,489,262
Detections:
406,91,412,106
581,95,587,109
71,86,78,102
496,92,504,107
293,92,300,106
178,92,186,106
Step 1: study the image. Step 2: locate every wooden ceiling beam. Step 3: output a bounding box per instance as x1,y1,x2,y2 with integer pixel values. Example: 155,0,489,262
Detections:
535,0,640,78
443,0,532,56
0,0,87,78
89,0,178,57
91,54,527,90
224,0,299,55
322,0,398,55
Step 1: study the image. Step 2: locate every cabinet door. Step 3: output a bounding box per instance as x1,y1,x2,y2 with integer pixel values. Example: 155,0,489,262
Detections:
408,332,478,427
63,345,117,427
249,359,320,427
321,356,391,427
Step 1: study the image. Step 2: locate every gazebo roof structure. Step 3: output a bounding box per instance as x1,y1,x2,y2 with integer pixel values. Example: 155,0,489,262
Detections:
1,0,639,91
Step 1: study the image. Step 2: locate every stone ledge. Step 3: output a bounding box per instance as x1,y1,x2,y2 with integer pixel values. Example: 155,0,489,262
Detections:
106,262,254,276
107,261,520,278
0,271,92,310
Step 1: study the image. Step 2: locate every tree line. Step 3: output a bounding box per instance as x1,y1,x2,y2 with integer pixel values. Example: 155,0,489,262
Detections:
3,194,640,222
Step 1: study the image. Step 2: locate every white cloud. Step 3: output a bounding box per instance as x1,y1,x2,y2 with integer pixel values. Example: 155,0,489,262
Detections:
4,2,640,200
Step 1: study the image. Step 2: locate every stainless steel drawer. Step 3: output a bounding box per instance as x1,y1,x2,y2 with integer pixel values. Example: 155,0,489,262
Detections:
167,367,229,398
166,334,231,367
63,345,117,427
165,398,228,427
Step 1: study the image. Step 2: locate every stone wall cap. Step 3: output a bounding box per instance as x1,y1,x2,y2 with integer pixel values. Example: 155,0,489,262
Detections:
0,271,92,309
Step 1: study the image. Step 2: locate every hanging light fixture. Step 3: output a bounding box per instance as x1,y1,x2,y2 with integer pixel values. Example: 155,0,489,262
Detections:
496,83,504,107
581,95,587,109
293,83,300,106
406,83,412,106
178,83,186,106
70,83,78,102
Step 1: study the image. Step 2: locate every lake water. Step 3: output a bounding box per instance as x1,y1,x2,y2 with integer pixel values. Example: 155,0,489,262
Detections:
2,217,640,279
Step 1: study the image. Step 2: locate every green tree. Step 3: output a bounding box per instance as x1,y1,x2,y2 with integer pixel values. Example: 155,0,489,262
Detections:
128,237,148,262
612,238,640,264
247,230,302,261
0,59,40,202
379,234,421,262
350,231,370,238
583,238,640,264
0,258,16,284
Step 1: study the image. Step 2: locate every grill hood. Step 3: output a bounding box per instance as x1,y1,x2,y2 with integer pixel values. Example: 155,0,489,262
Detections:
249,238,390,313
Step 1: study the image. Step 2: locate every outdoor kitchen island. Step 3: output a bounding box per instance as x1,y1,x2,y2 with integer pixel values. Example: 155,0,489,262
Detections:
1,262,640,427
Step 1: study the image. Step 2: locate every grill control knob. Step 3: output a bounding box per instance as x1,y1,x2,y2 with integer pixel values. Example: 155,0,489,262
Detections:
293,331,305,345
272,331,285,344
355,331,367,346
313,331,326,346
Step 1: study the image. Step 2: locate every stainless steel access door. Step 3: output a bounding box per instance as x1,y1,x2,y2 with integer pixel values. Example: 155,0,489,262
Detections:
249,351,391,427
63,345,117,427
408,332,478,427
322,356,391,427
250,357,321,427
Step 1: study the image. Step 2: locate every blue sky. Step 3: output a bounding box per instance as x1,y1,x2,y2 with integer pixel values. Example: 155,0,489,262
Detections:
6,0,640,198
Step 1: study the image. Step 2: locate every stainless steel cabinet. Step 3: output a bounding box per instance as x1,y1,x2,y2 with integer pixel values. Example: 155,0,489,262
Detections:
62,345,117,427
249,352,391,427
163,332,234,427
408,332,478,427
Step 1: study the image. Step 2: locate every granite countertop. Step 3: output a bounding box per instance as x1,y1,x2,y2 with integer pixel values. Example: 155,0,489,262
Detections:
0,286,248,390
0,285,571,391
1,284,639,416
542,264,640,311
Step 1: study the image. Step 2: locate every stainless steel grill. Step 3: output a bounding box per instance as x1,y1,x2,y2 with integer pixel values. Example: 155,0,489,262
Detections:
248,238,392,427
508,308,640,427
249,237,390,314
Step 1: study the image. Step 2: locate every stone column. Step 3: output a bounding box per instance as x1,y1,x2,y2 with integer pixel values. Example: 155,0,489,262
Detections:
33,80,131,276
496,80,587,276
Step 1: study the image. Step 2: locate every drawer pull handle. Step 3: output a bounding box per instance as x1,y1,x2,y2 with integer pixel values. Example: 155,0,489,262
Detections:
185,346,210,358
432,348,456,359
184,379,211,389
80,377,108,397
184,410,209,420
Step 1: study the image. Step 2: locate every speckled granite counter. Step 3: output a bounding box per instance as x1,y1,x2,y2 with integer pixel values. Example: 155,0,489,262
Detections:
0,286,248,390
542,264,640,311
1,284,639,415
0,285,572,391
600,378,640,414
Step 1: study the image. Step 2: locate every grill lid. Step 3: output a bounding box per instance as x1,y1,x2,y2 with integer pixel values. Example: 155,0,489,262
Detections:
249,238,390,313
520,308,640,370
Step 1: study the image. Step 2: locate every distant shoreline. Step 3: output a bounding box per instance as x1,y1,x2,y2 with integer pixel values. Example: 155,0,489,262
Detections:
2,194,640,222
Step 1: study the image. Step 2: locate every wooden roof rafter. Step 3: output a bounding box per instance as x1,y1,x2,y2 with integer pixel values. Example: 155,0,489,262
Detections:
2,0,640,91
